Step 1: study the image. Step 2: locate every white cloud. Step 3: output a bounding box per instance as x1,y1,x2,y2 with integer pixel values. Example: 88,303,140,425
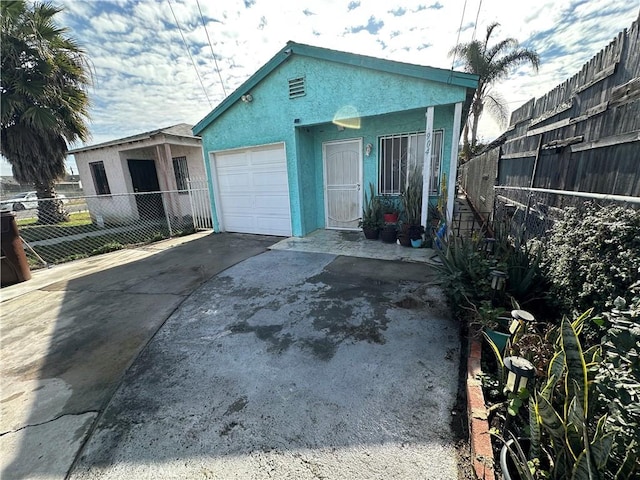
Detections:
5,0,639,163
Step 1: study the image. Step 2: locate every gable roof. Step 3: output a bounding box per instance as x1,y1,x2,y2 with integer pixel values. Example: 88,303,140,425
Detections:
68,123,199,154
192,41,479,136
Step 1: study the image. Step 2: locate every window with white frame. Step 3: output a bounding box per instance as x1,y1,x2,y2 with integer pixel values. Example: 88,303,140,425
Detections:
172,156,189,191
378,130,443,195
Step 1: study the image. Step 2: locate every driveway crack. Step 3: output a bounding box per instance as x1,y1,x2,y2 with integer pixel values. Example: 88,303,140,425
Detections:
0,410,99,436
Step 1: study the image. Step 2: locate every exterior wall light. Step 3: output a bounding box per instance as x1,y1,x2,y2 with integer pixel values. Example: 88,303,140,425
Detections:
503,356,535,393
509,309,535,335
489,269,508,307
484,237,496,255
365,143,372,156
241,94,253,103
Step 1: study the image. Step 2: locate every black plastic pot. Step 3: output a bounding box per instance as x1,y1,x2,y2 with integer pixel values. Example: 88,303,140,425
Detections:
362,227,380,240
380,225,397,244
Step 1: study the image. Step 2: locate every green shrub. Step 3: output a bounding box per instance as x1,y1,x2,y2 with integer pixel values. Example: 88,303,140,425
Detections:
434,234,492,310
541,202,640,315
595,291,640,479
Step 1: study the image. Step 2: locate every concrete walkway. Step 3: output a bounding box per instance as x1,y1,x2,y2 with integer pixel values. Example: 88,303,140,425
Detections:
1,231,460,479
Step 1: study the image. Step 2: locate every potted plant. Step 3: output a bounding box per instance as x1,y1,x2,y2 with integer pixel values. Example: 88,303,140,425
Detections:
380,223,397,243
398,224,411,247
380,196,399,223
409,224,425,247
401,165,424,246
359,183,383,239
428,202,442,230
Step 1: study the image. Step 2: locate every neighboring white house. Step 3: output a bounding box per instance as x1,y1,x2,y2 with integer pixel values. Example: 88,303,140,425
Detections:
70,124,210,227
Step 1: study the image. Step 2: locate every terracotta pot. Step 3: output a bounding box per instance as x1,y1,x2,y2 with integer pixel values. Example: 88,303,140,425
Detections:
383,213,399,223
398,233,411,247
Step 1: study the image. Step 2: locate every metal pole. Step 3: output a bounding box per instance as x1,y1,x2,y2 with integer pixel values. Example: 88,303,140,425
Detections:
496,186,640,204
162,193,172,237
187,178,197,230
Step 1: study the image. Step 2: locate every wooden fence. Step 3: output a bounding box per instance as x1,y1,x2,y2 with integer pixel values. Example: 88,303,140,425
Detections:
460,13,640,238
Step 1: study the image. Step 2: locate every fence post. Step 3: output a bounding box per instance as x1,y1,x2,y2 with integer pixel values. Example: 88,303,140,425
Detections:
187,179,197,231
161,193,173,237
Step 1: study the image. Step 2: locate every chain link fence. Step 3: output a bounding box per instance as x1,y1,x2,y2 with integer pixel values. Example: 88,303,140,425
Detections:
14,185,212,270
494,186,640,242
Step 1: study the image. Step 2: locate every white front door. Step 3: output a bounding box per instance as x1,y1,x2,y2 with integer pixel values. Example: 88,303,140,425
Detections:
323,139,362,230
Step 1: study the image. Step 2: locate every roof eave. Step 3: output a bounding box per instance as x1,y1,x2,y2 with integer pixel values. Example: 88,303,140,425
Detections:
69,125,199,154
192,45,295,135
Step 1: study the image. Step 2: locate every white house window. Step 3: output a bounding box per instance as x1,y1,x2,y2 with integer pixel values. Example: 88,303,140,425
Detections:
378,130,443,195
172,156,189,191
90,161,111,195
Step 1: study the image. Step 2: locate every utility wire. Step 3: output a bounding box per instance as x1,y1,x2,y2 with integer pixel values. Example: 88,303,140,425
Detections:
472,0,483,40
451,0,468,70
167,0,212,108
196,0,227,97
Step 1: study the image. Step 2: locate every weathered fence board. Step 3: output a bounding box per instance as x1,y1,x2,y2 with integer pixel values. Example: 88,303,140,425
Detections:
460,13,640,237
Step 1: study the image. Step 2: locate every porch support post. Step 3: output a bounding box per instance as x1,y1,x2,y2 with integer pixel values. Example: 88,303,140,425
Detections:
446,102,463,230
421,106,434,227
156,144,178,219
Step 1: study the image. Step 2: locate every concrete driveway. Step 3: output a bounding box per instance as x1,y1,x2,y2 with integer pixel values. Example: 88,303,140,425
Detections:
1,233,280,479
2,234,461,479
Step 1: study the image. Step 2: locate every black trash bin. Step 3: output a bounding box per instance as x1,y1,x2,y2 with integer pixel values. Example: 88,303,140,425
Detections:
1,209,31,287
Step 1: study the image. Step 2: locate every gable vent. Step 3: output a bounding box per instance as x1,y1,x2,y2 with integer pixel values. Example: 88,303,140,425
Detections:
288,77,306,98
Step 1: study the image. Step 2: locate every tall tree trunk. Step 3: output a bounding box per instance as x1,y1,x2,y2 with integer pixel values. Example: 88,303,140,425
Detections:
461,121,471,163
35,182,68,224
470,96,483,152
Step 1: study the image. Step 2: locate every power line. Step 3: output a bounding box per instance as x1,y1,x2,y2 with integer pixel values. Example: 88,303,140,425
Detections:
472,0,483,41
167,0,212,108
196,0,227,97
451,0,468,70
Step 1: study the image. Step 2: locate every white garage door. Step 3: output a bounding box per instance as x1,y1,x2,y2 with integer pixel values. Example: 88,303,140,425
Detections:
212,143,292,236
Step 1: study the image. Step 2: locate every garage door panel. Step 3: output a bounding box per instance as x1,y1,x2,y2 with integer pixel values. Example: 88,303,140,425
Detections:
256,217,290,236
251,147,285,165
220,194,255,210
213,143,291,236
254,193,289,210
253,172,288,188
216,152,249,168
218,173,252,190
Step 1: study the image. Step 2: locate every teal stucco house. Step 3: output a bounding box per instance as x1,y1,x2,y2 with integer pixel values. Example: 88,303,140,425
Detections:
193,42,478,237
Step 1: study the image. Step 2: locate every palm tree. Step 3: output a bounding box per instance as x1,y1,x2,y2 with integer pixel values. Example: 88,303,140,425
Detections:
450,23,539,161
1,0,90,223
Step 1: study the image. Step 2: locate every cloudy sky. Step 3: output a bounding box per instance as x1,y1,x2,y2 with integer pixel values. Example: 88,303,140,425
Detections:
2,0,638,176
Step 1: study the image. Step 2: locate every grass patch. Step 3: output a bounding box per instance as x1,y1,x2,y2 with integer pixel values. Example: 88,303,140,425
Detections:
26,226,196,269
18,211,95,242
17,210,91,227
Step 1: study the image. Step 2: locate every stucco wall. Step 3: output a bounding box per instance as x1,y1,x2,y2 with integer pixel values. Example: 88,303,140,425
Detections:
73,139,205,225
199,54,468,236
299,105,454,234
